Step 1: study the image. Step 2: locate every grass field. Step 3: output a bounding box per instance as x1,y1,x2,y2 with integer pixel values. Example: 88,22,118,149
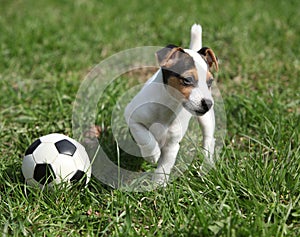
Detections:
1,0,300,236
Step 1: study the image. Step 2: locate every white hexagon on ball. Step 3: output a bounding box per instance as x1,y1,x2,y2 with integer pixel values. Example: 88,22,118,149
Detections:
32,143,59,164
22,133,92,189
52,154,78,183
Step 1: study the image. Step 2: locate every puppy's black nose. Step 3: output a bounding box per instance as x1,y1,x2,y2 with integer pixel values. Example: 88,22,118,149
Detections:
201,99,213,112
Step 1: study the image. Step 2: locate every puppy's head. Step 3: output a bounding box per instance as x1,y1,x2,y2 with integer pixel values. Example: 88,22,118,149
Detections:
156,45,218,116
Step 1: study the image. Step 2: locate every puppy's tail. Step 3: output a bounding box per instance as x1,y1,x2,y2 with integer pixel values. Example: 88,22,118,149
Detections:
189,24,202,51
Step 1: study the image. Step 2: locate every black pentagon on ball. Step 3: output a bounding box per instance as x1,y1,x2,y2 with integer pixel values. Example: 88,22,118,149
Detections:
70,170,86,184
55,139,77,156
25,139,42,155
34,163,56,185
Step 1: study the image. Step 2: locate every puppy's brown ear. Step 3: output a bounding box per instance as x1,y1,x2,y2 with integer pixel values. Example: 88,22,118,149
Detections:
198,47,219,71
156,45,185,67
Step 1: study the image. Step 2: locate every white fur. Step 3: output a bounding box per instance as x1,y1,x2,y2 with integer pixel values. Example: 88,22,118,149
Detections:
124,24,215,186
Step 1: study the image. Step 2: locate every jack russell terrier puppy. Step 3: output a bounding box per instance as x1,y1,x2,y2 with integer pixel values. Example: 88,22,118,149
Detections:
124,24,219,186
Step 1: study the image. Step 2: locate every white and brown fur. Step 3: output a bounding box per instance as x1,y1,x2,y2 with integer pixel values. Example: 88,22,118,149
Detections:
124,24,218,186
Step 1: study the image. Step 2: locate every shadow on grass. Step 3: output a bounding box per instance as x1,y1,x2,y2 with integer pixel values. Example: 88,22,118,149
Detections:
98,132,150,172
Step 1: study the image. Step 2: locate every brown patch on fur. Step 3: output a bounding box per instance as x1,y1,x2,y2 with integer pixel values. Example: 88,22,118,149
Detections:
167,76,194,99
156,46,197,78
166,65,198,100
156,46,199,99
167,68,197,99
205,48,218,71
199,47,219,71
206,71,213,81
181,69,198,82
156,46,185,67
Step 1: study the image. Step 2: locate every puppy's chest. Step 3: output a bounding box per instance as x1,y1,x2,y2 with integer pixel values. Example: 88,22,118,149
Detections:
133,102,177,128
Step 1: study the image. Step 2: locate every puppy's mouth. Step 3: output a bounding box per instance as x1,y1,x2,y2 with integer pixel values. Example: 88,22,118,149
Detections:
184,106,208,116
183,99,213,116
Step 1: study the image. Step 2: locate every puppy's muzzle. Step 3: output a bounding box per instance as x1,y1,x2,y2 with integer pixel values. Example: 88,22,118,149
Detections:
183,98,213,116
193,98,213,115
201,98,213,112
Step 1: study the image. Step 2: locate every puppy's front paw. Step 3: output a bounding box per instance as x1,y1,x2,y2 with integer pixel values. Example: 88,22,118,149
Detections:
152,172,169,187
138,142,161,164
143,151,161,164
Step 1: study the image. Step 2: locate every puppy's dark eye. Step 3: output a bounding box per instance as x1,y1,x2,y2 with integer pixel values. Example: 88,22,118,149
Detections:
207,78,214,88
181,77,194,86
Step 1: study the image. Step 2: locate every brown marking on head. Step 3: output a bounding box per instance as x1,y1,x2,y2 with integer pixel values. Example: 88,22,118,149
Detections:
198,47,219,72
156,45,198,99
167,71,197,100
206,71,214,88
198,47,219,88
156,45,185,68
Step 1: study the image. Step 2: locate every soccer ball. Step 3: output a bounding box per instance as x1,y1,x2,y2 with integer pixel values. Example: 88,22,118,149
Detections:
22,133,92,188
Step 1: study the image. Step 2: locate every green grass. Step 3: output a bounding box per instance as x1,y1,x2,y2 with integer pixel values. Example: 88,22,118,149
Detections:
1,0,300,236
